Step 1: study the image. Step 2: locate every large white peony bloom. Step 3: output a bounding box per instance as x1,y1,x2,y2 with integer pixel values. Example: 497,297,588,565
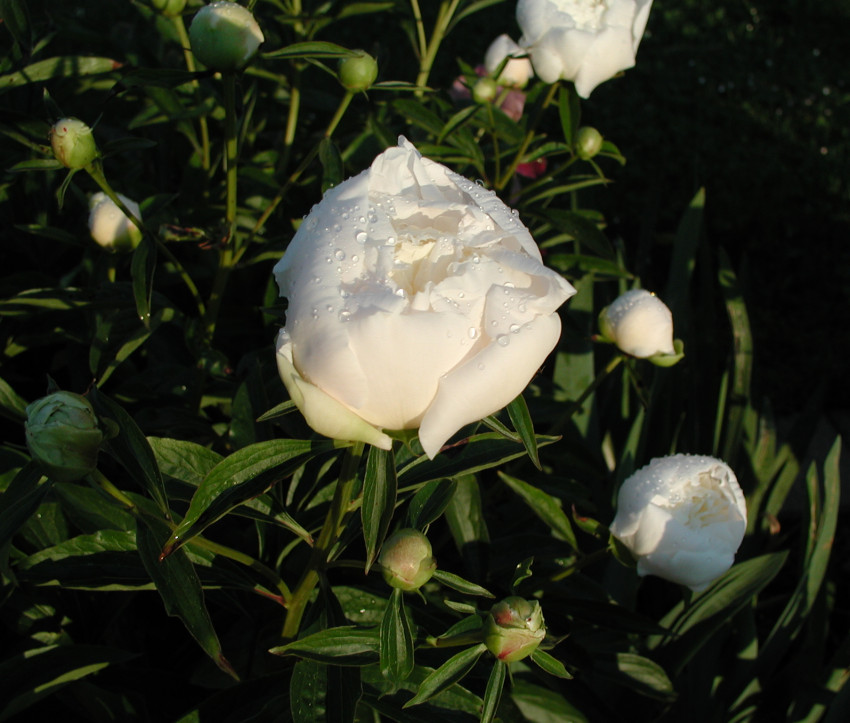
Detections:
516,0,653,97
610,454,748,591
273,137,575,458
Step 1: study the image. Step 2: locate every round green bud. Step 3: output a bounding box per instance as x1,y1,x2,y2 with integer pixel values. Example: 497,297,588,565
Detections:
25,392,104,483
378,529,437,592
472,77,499,104
50,118,98,169
484,596,546,663
150,0,187,15
575,126,604,160
338,50,378,92
189,1,264,72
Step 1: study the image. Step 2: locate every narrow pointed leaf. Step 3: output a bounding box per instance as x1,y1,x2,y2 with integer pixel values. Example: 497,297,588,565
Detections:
432,569,494,598
0,462,49,549
506,394,540,469
362,445,397,572
531,648,573,679
481,659,507,723
270,626,380,666
130,235,156,330
380,588,414,685
406,478,457,529
403,644,487,708
498,472,578,550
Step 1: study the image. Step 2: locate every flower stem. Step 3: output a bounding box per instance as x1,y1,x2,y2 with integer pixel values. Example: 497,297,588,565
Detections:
415,0,462,94
172,14,211,171
281,442,365,640
550,353,624,436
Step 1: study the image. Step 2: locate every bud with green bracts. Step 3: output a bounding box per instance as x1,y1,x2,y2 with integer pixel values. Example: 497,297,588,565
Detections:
484,596,546,662
50,118,98,169
25,392,105,483
378,529,437,591
338,50,378,91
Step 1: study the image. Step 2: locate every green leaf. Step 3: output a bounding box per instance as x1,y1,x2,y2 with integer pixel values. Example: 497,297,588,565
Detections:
432,569,494,598
0,0,31,49
443,475,489,581
531,648,573,679
403,644,487,708
0,462,49,550
289,659,361,723
380,588,415,686
510,557,534,591
270,627,380,666
0,56,119,94
595,653,674,701
558,85,580,145
506,394,540,469
542,209,613,259
319,137,343,192
88,388,169,515
136,516,236,679
162,439,335,557
438,104,479,145
7,158,63,172
498,472,578,550
263,41,356,60
406,478,456,529
130,234,156,330
362,445,398,572
0,644,135,721
0,375,27,422
481,659,507,723
510,679,589,723
147,437,223,489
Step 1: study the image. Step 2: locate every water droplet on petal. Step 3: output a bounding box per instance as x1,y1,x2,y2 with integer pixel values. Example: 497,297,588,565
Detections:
468,327,478,339
497,335,510,347
355,231,367,243
335,249,346,261
510,323,521,334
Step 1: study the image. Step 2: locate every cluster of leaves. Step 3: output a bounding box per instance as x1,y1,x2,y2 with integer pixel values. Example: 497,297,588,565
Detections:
0,1,846,722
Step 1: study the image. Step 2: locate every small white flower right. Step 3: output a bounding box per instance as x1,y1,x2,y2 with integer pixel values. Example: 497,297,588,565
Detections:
610,454,747,591
599,288,674,359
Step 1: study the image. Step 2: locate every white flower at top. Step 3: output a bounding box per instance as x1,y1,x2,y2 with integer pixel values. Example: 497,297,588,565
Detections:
516,0,654,97
610,454,748,591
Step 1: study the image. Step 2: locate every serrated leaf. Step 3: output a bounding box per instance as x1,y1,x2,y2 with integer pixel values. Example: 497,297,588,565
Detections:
403,644,487,708
162,439,335,557
498,472,578,550
362,445,397,572
270,627,380,666
380,588,414,685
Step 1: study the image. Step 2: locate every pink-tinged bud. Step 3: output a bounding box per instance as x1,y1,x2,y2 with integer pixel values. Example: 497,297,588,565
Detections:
484,596,546,662
25,392,104,482
338,50,378,91
378,529,437,591
50,118,98,169
189,1,264,72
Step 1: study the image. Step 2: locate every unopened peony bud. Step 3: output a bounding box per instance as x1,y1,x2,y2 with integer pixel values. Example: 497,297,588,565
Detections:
151,0,187,15
472,77,499,104
484,596,546,662
50,118,98,169
609,454,747,591
89,192,143,253
25,392,104,482
338,50,378,91
484,35,533,89
599,289,677,360
378,529,437,591
189,1,264,72
575,126,603,160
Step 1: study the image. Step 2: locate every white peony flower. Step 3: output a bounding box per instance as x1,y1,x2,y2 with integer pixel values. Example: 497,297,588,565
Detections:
484,35,534,89
273,137,575,458
516,0,653,97
88,192,142,253
599,288,675,359
609,454,747,591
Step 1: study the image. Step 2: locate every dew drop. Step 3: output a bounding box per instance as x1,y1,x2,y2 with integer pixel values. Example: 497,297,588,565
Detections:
510,323,521,334
497,335,510,347
338,309,351,322
478,363,486,370
468,327,478,339
355,231,368,243
335,249,346,261
351,254,359,262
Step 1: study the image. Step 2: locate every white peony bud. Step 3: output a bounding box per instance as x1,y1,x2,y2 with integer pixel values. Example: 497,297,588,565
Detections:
609,454,747,591
484,35,533,89
88,192,143,253
189,1,264,72
599,288,675,359
50,118,98,169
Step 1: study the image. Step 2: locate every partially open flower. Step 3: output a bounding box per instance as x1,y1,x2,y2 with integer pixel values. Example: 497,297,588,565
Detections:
485,35,533,89
88,192,143,253
378,529,437,591
484,597,546,662
338,50,379,91
189,1,264,72
599,289,677,360
50,118,98,169
609,454,748,591
25,392,104,483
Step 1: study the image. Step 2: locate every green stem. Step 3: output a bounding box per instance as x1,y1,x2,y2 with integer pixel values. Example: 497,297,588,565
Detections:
415,0,462,94
172,14,210,171
281,442,365,640
409,0,428,60
550,353,624,436
279,72,301,176
549,547,610,582
496,81,560,190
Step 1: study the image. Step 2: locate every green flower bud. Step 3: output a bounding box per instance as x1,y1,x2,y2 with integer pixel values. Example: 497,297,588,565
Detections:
25,392,104,482
484,596,546,663
575,126,603,160
189,1,264,72
472,77,499,104
151,0,187,16
338,50,378,92
50,118,98,169
378,529,437,592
